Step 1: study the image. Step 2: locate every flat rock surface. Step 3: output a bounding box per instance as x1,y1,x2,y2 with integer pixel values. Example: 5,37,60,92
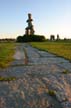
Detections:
0,43,71,108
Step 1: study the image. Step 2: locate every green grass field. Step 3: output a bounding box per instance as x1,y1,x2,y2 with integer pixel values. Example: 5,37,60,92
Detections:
0,43,16,68
31,41,71,61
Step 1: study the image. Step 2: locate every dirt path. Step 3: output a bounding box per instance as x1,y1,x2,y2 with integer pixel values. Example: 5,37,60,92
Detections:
0,43,71,108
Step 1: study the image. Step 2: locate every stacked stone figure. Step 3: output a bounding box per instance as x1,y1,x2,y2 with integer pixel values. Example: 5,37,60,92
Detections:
25,13,35,35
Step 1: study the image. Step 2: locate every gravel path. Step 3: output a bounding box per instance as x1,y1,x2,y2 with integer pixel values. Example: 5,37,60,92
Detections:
0,43,71,108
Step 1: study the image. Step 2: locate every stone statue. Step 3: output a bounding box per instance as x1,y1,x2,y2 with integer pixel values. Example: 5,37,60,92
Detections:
25,13,35,35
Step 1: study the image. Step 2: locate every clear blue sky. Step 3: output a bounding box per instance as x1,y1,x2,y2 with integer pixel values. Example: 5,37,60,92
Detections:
0,0,71,39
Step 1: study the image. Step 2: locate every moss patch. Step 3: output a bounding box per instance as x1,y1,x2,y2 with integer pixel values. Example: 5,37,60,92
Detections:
0,76,16,81
48,90,56,96
62,70,69,74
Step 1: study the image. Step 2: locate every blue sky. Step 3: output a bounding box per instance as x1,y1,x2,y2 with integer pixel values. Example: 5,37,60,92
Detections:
0,0,71,39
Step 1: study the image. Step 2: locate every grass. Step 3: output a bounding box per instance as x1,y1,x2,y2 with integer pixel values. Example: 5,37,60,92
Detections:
0,42,16,68
62,69,69,74
30,41,71,61
48,90,56,96
0,76,16,81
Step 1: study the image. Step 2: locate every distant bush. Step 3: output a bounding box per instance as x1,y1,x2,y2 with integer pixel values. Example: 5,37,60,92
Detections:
16,35,45,42
16,36,23,42
30,35,45,42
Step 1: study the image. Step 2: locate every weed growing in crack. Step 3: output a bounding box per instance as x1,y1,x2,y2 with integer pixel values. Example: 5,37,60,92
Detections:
0,76,16,81
62,70,69,74
48,90,56,96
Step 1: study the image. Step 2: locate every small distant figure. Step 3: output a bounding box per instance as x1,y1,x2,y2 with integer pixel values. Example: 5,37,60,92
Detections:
50,35,55,41
25,13,35,35
57,34,60,40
